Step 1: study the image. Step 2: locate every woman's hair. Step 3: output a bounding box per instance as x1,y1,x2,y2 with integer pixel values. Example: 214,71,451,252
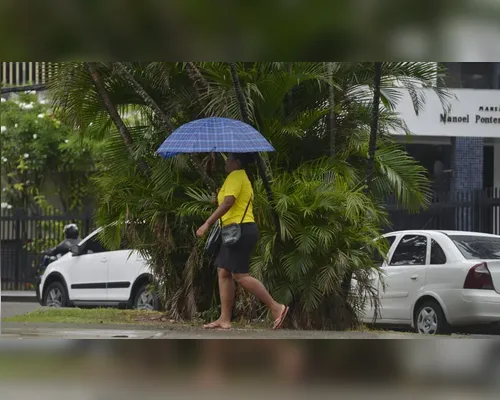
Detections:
228,153,256,184
229,153,255,168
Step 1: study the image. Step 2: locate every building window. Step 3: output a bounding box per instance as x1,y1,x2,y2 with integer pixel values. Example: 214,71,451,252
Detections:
461,62,494,89
403,144,453,192
494,62,500,89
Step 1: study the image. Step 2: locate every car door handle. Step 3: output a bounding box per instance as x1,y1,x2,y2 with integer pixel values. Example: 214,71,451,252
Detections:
100,258,108,263
410,275,418,280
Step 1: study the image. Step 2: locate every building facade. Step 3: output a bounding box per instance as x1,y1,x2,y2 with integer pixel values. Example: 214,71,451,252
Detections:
392,62,500,193
387,62,500,234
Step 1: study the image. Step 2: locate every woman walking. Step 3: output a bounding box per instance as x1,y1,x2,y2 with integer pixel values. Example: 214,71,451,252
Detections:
196,153,289,330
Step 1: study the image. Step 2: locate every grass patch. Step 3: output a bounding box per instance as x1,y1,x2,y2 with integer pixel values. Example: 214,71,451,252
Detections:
1,307,270,330
348,323,409,334
2,307,172,326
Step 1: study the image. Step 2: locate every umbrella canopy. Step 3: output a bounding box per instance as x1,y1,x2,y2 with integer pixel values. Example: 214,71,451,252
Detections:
156,117,274,159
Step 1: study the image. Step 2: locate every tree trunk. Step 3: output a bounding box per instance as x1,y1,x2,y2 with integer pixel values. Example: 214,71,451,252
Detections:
284,63,293,116
185,62,210,101
228,63,281,239
181,62,219,191
85,62,150,176
339,62,383,330
366,62,382,188
229,63,250,122
190,155,217,192
113,62,216,191
113,62,174,130
327,62,336,158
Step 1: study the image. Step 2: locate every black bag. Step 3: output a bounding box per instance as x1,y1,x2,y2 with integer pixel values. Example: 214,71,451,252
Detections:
204,221,222,256
220,196,253,247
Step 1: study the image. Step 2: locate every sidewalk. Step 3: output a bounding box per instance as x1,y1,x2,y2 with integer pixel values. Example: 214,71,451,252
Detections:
0,321,474,339
1,326,164,339
1,290,37,303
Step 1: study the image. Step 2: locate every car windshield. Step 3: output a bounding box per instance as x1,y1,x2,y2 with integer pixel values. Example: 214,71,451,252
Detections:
449,235,500,260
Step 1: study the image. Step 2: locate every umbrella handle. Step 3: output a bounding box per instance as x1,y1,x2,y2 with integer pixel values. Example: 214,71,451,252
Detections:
228,63,281,241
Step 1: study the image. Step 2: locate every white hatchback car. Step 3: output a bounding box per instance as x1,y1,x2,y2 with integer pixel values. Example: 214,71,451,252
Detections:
36,227,159,311
361,230,500,334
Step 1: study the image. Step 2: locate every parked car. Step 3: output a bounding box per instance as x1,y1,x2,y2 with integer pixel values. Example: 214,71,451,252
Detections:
360,230,500,334
37,227,159,311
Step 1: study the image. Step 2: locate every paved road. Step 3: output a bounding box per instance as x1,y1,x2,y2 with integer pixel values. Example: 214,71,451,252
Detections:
1,301,40,319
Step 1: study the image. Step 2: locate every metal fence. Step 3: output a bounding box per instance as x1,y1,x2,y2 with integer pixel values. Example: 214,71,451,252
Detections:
385,188,500,235
1,208,95,291
1,62,54,86
2,188,500,291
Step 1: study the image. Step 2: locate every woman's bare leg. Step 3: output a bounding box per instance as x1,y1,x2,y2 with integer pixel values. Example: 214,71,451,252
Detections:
232,273,285,321
204,268,235,329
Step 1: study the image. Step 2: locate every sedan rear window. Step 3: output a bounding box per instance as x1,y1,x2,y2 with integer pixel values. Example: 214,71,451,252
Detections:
449,235,500,260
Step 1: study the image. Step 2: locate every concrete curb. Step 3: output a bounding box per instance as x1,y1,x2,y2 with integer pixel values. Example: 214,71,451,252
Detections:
1,292,38,303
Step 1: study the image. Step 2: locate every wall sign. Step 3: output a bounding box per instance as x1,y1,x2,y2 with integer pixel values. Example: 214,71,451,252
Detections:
390,88,500,138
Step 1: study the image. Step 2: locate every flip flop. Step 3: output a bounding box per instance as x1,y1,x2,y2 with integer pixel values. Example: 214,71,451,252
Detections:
273,305,289,330
203,322,231,330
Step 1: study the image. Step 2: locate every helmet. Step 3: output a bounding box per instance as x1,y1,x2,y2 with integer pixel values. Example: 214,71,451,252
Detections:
64,223,79,239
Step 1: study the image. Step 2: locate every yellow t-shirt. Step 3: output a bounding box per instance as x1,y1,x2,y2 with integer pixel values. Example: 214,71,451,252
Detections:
218,169,254,226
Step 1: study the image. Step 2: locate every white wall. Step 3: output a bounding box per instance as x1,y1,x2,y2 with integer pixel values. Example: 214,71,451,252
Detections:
389,88,500,138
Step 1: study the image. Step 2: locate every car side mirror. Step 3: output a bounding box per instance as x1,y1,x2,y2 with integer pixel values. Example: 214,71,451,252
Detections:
70,245,81,256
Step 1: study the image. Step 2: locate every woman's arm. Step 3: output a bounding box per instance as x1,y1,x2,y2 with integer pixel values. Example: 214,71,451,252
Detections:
205,195,235,226
197,172,241,238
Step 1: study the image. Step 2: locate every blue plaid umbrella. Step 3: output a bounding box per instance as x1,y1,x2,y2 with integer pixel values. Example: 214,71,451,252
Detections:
156,117,274,159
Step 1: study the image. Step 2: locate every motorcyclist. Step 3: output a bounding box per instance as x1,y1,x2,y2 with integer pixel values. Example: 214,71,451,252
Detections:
41,223,81,267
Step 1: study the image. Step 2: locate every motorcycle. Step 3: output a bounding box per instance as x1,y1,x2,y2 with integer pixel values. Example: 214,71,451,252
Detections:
34,252,62,303
38,254,58,274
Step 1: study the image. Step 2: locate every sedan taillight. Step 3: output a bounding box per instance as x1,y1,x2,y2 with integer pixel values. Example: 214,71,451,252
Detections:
463,262,495,290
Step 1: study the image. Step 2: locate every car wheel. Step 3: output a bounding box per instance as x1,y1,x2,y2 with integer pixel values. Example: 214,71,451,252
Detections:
415,300,450,335
43,281,69,308
133,283,159,311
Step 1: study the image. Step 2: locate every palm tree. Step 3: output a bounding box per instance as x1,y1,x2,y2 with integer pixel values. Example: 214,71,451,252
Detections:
47,62,448,328
327,62,336,157
366,62,382,189
85,63,140,167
